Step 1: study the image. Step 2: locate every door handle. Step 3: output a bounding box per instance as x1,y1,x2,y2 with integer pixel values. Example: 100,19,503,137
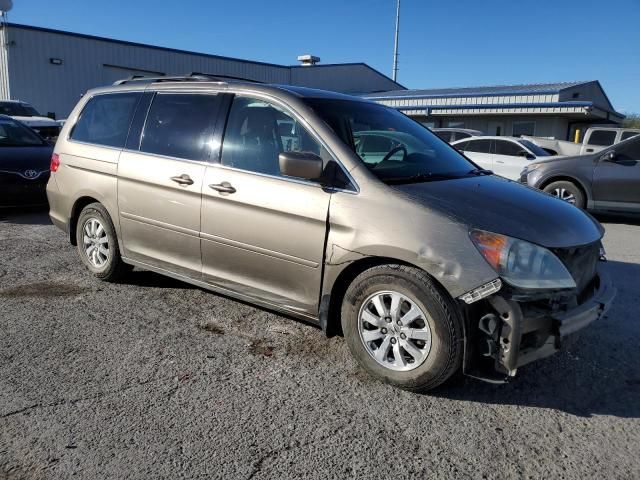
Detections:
209,182,236,194
170,174,194,186
496,160,505,163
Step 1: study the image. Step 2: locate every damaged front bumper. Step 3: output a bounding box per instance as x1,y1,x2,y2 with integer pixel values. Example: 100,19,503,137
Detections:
463,266,615,381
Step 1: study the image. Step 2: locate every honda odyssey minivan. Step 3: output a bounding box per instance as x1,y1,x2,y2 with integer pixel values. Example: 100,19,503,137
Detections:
47,75,615,391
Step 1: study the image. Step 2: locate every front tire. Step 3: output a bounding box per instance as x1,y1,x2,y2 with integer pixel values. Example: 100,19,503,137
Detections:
543,180,585,209
75,202,131,282
341,265,463,392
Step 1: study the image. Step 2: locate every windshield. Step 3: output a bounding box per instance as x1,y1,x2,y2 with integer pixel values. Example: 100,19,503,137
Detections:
0,118,45,146
0,102,40,117
518,139,550,157
304,98,478,183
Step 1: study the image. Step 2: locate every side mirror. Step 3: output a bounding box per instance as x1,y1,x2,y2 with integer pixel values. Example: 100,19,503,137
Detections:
602,151,616,162
279,151,323,180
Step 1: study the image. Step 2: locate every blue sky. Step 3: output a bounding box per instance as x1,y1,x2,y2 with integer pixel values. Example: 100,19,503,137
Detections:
9,0,640,113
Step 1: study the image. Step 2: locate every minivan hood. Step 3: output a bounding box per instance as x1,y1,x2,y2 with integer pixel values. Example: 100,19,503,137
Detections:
394,175,603,249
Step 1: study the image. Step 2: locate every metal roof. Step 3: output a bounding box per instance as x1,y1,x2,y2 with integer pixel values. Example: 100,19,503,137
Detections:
362,81,592,99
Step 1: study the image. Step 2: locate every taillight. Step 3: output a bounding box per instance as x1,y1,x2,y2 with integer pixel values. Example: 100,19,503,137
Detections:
50,153,60,172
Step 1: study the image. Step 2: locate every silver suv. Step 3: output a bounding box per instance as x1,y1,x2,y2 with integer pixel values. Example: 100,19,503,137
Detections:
47,75,615,391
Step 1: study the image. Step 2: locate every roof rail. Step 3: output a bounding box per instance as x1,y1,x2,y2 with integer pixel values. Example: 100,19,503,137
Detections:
112,74,217,86
113,73,263,86
189,72,263,83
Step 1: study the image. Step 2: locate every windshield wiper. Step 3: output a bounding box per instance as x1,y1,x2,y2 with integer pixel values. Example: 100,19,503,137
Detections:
468,168,493,176
384,172,459,184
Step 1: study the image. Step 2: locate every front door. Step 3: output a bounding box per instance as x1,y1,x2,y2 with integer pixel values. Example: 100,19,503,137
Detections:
118,92,221,276
200,95,331,314
493,139,529,180
592,137,640,212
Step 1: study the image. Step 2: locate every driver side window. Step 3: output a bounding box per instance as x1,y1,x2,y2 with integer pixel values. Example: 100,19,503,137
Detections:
221,96,324,178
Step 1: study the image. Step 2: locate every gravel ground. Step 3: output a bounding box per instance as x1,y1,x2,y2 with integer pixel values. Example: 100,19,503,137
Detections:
1,207,639,479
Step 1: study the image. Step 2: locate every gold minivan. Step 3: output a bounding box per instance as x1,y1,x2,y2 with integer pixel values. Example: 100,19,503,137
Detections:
47,75,615,391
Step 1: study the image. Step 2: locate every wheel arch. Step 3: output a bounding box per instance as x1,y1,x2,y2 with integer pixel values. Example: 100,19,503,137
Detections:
538,175,592,204
320,256,456,338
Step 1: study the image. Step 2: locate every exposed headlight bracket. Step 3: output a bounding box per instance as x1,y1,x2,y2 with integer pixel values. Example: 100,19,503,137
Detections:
459,278,502,304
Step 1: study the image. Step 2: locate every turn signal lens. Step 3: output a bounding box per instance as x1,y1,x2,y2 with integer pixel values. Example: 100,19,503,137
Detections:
469,229,576,290
50,153,60,172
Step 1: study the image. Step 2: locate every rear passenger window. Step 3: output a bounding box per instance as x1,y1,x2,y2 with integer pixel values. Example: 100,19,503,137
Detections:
221,96,323,178
588,130,616,146
140,93,219,161
70,92,141,148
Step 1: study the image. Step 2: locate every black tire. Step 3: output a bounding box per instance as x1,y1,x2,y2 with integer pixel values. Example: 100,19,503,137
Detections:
75,202,131,282
543,180,585,209
341,264,464,392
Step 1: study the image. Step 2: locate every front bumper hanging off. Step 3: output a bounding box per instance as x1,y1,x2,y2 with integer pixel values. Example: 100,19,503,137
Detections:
466,266,616,380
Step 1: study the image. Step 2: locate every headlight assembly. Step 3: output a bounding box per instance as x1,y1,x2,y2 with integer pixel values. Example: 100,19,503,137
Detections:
470,229,576,290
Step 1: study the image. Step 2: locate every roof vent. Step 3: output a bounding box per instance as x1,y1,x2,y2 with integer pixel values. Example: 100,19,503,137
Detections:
297,54,320,66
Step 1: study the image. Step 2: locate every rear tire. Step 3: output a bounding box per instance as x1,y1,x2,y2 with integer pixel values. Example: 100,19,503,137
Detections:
341,264,464,392
75,202,131,282
543,180,585,209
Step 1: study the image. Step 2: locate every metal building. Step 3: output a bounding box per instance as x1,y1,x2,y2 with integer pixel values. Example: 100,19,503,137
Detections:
362,82,625,141
0,23,403,119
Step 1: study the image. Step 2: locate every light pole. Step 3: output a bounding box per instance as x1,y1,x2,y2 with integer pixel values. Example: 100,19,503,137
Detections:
392,0,400,82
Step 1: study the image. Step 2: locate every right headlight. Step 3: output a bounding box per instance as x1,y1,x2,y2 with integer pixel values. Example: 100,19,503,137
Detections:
470,229,576,290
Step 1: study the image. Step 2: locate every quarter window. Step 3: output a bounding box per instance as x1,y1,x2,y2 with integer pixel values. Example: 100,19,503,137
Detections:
221,96,323,178
140,93,219,161
587,130,616,146
70,92,141,148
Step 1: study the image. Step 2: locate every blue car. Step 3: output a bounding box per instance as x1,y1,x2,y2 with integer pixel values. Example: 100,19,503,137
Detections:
0,115,53,206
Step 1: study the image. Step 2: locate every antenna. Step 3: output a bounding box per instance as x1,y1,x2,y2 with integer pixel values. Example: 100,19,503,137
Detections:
0,0,12,25
392,0,400,82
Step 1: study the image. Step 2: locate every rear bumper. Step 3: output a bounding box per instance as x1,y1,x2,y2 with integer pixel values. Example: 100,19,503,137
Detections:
466,266,615,380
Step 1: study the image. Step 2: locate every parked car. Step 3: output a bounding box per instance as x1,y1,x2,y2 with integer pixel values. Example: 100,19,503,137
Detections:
0,100,61,142
432,128,483,143
452,136,559,180
47,75,614,391
521,133,640,212
0,115,53,207
522,126,640,156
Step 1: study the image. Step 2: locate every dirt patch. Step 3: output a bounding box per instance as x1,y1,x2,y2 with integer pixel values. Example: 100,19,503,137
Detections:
248,339,275,357
0,281,89,298
198,322,225,335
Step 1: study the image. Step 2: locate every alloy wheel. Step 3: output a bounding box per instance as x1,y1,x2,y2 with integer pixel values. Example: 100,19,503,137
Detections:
552,187,576,204
358,290,432,372
82,217,109,268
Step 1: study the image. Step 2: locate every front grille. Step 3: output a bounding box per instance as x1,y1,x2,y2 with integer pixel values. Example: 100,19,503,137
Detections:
552,242,600,295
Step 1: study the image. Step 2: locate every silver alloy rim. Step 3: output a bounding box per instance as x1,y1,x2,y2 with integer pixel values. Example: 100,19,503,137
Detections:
82,217,109,268
358,290,432,372
552,187,576,204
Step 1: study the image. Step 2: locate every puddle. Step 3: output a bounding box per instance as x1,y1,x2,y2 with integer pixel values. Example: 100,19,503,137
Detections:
0,281,89,298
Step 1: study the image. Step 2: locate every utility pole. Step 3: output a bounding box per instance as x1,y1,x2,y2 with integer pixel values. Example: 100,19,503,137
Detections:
392,0,400,82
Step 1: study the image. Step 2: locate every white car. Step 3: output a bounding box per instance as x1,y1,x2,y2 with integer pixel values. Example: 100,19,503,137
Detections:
452,136,559,180
0,100,61,141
